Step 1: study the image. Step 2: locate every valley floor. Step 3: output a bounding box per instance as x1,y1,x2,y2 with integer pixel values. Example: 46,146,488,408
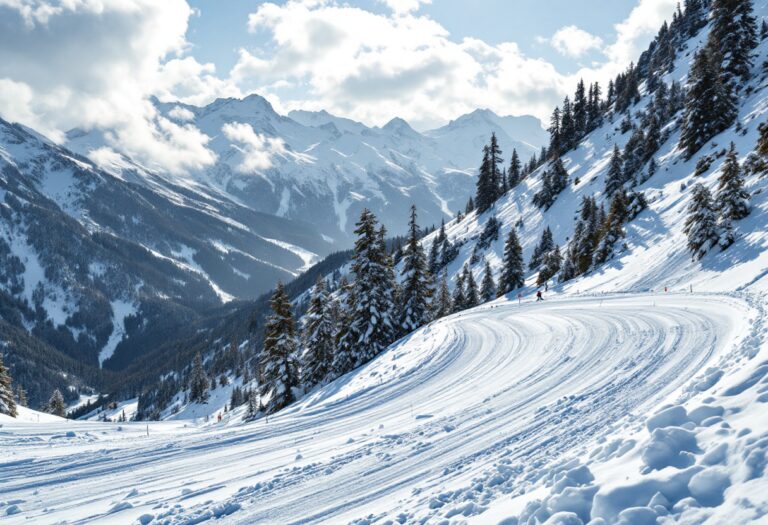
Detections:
1,293,767,524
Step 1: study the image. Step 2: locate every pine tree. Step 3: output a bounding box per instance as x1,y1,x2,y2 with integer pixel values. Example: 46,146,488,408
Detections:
451,271,466,313
574,196,600,274
260,282,299,414
48,389,66,418
593,190,630,265
475,146,494,213
189,352,210,404
335,210,396,373
684,184,720,260
488,133,504,198
300,277,336,389
560,96,576,150
464,266,479,308
16,384,27,408
680,47,736,159
716,143,751,221
465,196,475,214
428,238,440,274
709,0,758,83
399,205,433,335
537,245,562,286
716,143,750,248
605,144,625,196
498,229,525,296
508,149,522,188
573,79,588,137
433,270,453,319
480,260,496,302
529,227,554,270
549,106,562,158
0,354,17,418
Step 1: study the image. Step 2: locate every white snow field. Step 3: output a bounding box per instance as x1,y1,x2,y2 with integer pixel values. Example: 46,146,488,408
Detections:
2,292,767,524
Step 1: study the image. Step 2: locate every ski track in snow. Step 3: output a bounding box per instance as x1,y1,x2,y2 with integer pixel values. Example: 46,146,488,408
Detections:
0,293,757,524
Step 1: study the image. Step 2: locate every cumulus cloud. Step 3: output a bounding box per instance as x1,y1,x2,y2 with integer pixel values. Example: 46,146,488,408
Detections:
236,0,571,129
0,0,223,172
222,122,288,172
378,0,431,15
550,26,604,58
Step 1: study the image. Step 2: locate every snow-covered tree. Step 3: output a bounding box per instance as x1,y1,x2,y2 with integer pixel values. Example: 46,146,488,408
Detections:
680,47,736,159
537,245,562,286
260,282,300,414
476,134,504,213
684,183,721,260
709,0,758,83
593,190,630,265
716,143,751,221
498,229,525,296
48,389,66,418
433,270,453,319
335,210,396,374
300,277,336,389
508,149,522,188
189,352,210,404
529,227,554,270
398,205,433,335
0,354,17,418
604,145,625,196
451,271,466,313
480,261,497,302
464,266,479,308
716,143,750,248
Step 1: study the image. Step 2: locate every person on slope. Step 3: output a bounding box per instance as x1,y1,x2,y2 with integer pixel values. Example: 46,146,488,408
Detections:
536,290,543,301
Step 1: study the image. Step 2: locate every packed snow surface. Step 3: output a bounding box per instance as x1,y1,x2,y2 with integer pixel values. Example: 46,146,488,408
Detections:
2,292,766,524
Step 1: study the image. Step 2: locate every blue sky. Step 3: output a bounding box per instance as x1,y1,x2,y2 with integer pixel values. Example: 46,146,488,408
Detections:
187,0,636,75
0,0,678,171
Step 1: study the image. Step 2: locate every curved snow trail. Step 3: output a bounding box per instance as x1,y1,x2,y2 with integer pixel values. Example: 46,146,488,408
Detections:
0,294,753,524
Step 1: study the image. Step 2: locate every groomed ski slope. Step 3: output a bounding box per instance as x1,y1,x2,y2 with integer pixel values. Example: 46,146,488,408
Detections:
2,292,763,524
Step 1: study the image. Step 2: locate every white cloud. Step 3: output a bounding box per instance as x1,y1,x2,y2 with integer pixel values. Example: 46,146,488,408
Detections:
550,25,604,58
378,0,431,15
0,0,223,172
222,122,288,172
168,106,195,122
236,0,569,129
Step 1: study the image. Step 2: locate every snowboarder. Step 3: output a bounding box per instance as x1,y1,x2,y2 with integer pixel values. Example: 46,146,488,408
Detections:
536,290,543,301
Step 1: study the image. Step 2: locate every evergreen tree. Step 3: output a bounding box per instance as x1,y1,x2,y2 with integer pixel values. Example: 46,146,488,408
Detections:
335,210,396,373
475,146,494,213
549,107,562,158
593,190,630,265
574,196,601,274
428,238,440,274
680,47,736,159
0,354,17,418
451,271,466,313
716,143,751,221
560,96,576,150
465,196,475,214
260,282,299,414
508,149,522,188
399,205,433,334
498,229,525,295
189,352,209,404
433,270,453,319
529,227,555,270
709,0,758,83
48,389,66,418
463,266,479,308
537,245,562,286
716,143,750,248
480,260,497,302
488,132,504,197
605,144,626,196
573,79,588,137
684,184,720,260
300,277,336,389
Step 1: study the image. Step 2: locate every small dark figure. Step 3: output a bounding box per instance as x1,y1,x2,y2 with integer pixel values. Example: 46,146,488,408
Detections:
536,290,543,301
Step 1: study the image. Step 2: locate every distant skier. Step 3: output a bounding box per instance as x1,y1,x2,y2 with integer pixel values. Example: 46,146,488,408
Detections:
536,290,543,301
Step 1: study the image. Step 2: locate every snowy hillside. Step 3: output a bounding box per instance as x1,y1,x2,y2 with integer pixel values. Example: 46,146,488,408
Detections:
0,116,331,379
1,293,766,524
66,96,547,244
